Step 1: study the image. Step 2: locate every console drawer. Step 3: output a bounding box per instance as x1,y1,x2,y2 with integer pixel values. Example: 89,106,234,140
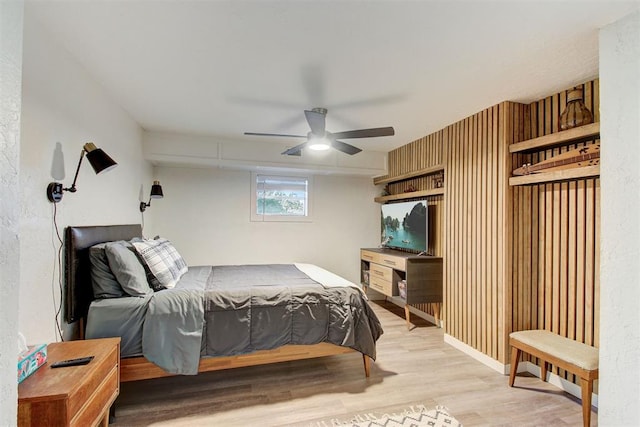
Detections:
369,275,393,296
361,250,407,271
360,249,377,262
370,263,393,282
369,264,395,296
377,254,406,270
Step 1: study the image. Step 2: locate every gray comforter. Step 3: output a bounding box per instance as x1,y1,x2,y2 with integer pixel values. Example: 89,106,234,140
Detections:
88,264,383,375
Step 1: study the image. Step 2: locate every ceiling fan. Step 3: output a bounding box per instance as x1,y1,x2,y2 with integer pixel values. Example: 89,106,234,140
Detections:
244,107,395,156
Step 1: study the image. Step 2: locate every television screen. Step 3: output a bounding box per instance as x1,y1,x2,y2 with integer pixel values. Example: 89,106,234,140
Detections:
381,200,428,253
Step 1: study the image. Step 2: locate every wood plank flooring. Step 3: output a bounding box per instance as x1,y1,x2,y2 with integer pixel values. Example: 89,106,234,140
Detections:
111,301,596,426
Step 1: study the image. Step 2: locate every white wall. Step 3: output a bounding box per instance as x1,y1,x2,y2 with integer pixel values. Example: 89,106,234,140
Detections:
599,10,640,426
18,10,153,344
151,166,381,284
0,1,24,423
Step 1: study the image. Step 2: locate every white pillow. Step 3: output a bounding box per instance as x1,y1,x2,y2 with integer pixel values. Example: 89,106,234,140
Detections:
132,238,188,290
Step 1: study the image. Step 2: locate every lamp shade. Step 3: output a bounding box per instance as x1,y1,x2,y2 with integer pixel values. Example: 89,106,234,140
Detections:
150,181,163,199
83,142,117,174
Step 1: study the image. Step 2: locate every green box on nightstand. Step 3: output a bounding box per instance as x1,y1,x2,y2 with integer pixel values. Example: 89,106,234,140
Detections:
18,344,47,384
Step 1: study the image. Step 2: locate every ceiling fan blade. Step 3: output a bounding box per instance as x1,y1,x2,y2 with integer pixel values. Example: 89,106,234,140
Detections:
331,140,362,155
245,132,306,138
331,126,395,139
282,141,308,156
304,109,326,135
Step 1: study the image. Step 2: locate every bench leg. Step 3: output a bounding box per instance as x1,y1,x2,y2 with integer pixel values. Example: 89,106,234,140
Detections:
581,378,593,427
509,347,521,387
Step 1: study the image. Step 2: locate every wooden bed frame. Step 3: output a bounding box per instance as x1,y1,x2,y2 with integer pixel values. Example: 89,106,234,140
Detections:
65,224,371,382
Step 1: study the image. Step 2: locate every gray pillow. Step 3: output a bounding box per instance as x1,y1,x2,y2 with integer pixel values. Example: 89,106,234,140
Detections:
89,242,126,298
105,242,153,297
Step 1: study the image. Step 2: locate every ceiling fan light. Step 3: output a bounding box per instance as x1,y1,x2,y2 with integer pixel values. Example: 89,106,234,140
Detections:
308,142,331,151
308,134,331,151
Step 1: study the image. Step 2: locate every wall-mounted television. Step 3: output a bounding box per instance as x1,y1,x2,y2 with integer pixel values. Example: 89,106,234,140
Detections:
381,200,428,253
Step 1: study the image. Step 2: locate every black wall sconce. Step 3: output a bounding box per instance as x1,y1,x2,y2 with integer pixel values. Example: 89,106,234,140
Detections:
47,142,117,203
140,181,164,212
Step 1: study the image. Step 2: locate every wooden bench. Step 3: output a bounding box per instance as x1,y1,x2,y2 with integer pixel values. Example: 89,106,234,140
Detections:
509,330,599,427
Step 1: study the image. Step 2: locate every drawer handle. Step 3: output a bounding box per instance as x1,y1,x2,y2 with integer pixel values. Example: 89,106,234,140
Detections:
383,260,396,266
363,254,373,260
374,271,384,276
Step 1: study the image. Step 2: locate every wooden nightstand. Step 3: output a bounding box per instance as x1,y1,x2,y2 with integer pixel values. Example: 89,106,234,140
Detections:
18,337,120,427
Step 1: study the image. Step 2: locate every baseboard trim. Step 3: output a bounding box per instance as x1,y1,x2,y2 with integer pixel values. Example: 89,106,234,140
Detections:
444,334,509,374
443,333,599,408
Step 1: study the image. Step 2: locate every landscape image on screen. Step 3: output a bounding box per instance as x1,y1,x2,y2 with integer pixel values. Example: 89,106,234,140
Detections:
381,200,427,253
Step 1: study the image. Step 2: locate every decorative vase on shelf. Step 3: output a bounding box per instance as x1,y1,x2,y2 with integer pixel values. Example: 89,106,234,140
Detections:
559,88,593,131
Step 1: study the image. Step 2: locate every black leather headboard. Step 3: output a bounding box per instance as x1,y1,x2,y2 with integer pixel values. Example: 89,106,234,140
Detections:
64,224,142,323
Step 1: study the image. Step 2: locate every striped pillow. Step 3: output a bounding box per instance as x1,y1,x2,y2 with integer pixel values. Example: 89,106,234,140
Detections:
132,238,188,290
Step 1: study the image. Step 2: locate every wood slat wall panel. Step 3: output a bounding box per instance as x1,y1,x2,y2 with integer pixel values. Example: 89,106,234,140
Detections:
510,80,601,383
440,102,523,361
501,102,522,362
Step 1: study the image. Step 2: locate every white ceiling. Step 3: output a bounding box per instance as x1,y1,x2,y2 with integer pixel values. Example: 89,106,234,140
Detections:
25,0,639,154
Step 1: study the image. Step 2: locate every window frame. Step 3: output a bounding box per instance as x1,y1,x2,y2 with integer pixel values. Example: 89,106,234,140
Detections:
250,172,314,222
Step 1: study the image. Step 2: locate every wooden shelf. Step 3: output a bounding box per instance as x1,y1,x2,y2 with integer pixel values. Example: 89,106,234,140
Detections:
374,187,445,203
373,164,444,185
509,122,600,153
509,165,600,186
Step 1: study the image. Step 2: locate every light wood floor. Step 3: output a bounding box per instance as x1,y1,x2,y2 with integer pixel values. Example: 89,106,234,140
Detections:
111,301,596,426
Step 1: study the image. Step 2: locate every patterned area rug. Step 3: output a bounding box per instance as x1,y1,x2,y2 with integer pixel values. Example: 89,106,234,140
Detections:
310,405,462,427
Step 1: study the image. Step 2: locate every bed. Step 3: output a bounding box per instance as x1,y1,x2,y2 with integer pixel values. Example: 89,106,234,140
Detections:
64,224,383,382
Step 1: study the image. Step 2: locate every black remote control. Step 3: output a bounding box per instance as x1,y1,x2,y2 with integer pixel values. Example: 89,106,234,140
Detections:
51,356,94,368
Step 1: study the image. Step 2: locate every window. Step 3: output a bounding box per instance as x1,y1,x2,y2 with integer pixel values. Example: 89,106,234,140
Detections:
251,173,313,222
